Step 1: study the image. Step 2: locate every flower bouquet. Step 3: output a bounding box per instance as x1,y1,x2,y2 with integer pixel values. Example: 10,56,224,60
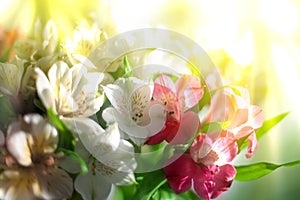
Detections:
0,19,293,200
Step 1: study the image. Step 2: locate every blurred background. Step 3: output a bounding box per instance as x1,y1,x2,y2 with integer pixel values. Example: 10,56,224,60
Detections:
1,0,300,199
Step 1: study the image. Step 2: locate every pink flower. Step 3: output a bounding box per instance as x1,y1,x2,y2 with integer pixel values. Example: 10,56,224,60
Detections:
204,87,263,158
164,133,237,200
146,74,203,145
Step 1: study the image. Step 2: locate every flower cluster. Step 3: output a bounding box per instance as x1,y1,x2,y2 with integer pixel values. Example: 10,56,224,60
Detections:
0,19,265,200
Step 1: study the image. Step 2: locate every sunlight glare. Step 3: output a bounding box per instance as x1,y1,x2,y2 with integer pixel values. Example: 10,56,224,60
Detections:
260,0,299,35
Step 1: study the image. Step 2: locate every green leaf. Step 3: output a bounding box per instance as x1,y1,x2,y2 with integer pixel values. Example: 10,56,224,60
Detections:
133,170,167,200
0,94,17,131
235,160,300,181
256,111,289,140
0,48,10,62
153,187,201,200
239,111,290,151
47,108,74,150
123,56,133,78
197,83,211,110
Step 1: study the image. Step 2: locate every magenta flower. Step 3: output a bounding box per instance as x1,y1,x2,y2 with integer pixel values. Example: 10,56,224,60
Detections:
146,74,203,145
164,133,237,200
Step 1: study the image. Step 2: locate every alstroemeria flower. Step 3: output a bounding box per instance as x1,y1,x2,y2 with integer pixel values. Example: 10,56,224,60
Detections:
63,118,136,200
164,133,237,200
0,114,73,200
204,87,263,158
64,20,105,58
146,74,203,145
35,60,104,118
102,77,166,145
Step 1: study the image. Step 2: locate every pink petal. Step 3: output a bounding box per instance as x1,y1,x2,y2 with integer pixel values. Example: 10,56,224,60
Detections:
211,136,238,165
246,133,258,158
176,75,204,111
145,114,180,145
193,165,212,200
155,74,176,93
170,111,200,145
247,105,263,129
210,164,236,199
190,134,213,164
164,154,197,194
193,164,236,200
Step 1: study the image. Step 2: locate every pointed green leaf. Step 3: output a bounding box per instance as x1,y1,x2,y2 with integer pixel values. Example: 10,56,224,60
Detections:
235,160,300,181
239,111,290,150
123,56,133,78
256,111,289,140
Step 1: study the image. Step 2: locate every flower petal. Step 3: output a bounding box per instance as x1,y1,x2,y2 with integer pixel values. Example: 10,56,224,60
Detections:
6,122,32,166
246,132,258,158
0,170,37,200
63,118,120,161
98,140,136,185
209,164,236,199
75,172,112,200
35,167,73,200
175,74,203,111
35,67,56,112
164,154,197,194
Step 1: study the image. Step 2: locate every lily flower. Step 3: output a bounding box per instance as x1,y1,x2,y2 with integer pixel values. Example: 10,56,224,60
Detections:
62,118,136,200
102,77,166,145
35,60,104,118
204,87,263,158
0,114,73,200
146,74,203,145
164,132,237,200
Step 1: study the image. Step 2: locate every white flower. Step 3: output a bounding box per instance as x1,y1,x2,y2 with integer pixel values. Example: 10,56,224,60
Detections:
63,118,136,200
35,60,104,118
64,20,106,68
0,114,73,200
102,77,166,145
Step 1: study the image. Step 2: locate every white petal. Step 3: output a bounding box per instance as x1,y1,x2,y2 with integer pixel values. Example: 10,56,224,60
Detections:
6,122,32,166
0,170,37,200
57,154,82,174
103,83,127,111
75,172,112,200
63,118,120,161
72,54,97,69
98,140,137,185
24,114,58,154
35,67,56,112
102,107,118,124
